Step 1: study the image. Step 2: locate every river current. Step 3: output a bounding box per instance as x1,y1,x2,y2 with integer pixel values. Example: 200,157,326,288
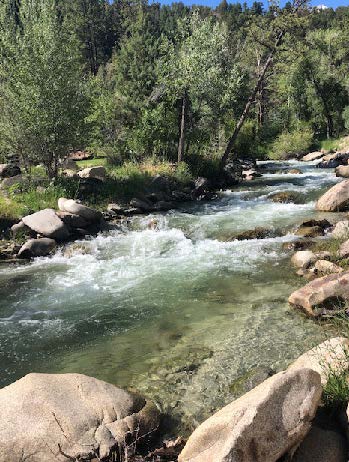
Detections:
0,160,342,432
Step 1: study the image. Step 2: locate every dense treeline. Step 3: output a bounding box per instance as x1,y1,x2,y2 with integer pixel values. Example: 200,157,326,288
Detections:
0,0,349,178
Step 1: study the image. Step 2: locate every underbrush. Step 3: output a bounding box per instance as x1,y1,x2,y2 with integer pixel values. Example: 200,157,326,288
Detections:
0,158,194,220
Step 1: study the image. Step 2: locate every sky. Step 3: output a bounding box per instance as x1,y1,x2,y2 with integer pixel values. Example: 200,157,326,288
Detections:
157,0,349,9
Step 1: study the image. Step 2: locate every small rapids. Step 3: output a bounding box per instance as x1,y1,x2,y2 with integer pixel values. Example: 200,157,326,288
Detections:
0,160,343,430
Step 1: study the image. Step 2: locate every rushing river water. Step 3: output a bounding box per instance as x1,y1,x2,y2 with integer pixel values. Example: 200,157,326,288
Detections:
0,160,343,432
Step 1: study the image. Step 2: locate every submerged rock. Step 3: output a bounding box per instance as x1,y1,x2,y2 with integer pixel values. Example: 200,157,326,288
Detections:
269,191,301,203
22,209,70,241
232,227,282,241
288,271,349,317
178,368,321,462
316,179,349,212
288,337,349,386
0,373,160,462
295,226,324,238
18,238,56,259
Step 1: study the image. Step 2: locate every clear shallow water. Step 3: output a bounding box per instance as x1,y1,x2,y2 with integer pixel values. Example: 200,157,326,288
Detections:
0,160,342,431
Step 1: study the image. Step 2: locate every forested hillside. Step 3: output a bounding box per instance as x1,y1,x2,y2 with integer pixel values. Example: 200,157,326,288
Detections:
1,0,349,178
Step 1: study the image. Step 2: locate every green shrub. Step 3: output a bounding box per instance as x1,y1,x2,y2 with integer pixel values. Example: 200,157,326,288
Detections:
269,127,313,160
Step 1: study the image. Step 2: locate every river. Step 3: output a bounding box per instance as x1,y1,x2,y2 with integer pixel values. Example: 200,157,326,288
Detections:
0,160,342,433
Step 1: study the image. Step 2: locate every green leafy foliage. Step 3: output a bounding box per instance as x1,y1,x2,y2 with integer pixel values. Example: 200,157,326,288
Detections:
269,127,313,160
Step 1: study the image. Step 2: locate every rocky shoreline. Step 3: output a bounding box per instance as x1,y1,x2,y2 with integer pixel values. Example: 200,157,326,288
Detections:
3,150,349,461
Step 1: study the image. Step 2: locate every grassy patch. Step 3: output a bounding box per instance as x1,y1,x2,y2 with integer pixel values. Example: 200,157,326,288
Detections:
76,157,108,169
322,368,349,409
318,135,349,152
0,195,26,220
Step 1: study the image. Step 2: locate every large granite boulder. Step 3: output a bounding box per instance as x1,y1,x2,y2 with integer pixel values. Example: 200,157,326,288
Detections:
301,151,325,162
317,152,349,169
18,238,56,259
0,373,160,462
22,209,70,241
336,165,349,178
316,179,349,211
288,337,349,385
292,425,347,462
288,271,349,317
179,368,321,462
58,198,102,223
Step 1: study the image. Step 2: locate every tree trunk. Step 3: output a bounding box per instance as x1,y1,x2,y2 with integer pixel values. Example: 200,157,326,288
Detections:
177,91,187,163
220,31,284,169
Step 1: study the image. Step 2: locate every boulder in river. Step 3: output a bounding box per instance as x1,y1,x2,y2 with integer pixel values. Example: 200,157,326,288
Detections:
295,226,324,238
58,198,102,223
336,165,349,178
301,151,325,162
317,152,349,169
288,271,349,317
269,191,301,204
233,227,282,241
178,368,321,462
316,179,349,212
288,337,349,386
22,209,70,241
18,238,56,259
0,373,160,462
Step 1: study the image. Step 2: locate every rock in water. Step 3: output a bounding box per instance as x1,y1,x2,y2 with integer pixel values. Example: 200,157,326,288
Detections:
335,165,349,178
301,151,324,162
0,373,160,462
178,368,321,462
18,238,56,259
22,209,70,241
288,337,349,386
288,271,349,317
316,179,349,212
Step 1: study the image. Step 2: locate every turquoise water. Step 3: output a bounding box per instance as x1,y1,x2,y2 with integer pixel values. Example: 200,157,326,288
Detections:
0,160,341,431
